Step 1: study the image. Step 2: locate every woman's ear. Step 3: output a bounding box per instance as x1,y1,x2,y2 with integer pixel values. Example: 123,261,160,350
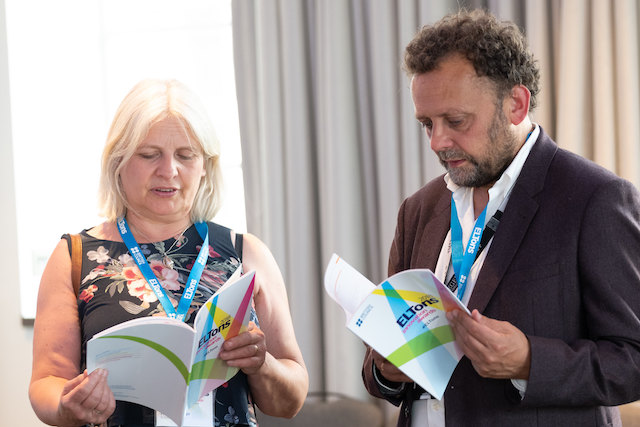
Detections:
507,84,531,125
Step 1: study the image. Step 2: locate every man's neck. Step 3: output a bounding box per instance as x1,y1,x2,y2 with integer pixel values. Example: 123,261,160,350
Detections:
472,119,535,218
473,187,491,218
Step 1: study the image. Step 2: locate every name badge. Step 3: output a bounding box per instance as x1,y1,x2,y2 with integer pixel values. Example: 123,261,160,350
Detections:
155,392,214,427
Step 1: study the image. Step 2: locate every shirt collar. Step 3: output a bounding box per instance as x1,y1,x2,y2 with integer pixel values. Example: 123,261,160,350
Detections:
444,124,540,221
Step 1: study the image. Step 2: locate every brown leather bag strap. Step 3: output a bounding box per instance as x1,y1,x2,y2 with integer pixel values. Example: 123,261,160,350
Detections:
69,233,83,296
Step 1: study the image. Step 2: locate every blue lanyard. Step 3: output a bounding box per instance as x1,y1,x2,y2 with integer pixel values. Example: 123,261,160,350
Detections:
117,217,210,322
450,197,487,300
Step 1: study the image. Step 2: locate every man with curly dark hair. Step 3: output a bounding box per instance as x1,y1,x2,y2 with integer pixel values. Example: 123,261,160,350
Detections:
362,9,640,427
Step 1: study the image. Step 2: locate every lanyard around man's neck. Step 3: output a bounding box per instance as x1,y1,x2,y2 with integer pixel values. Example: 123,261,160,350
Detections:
117,217,210,321
450,198,486,300
449,198,504,300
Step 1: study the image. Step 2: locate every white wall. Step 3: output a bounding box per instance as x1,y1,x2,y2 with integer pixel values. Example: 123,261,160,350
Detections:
0,1,241,424
0,1,43,424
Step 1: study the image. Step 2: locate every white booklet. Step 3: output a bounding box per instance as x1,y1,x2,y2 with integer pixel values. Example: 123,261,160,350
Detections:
87,269,255,426
324,254,470,400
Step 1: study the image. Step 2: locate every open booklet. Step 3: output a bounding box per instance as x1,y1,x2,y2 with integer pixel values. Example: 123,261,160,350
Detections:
87,268,255,426
324,254,470,400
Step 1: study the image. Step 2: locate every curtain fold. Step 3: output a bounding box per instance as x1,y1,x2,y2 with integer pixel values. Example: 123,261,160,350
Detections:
231,0,640,402
613,0,640,186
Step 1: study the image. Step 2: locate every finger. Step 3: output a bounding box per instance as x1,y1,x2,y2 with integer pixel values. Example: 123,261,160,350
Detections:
60,370,89,395
451,310,497,346
58,370,111,424
92,372,115,413
222,342,262,361
223,325,266,354
448,312,494,358
86,371,116,424
78,369,109,410
223,323,263,350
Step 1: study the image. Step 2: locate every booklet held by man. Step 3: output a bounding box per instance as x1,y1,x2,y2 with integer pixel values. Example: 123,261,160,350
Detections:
87,269,255,426
324,254,470,400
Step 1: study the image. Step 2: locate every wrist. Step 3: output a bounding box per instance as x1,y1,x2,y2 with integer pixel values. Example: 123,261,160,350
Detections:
372,362,405,395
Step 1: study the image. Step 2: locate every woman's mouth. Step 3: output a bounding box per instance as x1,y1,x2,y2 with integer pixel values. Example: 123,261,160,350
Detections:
152,187,177,196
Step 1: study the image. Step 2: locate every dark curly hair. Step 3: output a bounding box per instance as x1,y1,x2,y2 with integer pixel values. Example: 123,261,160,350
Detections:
404,9,540,110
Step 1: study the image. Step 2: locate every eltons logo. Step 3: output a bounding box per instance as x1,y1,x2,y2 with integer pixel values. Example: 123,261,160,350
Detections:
467,225,482,254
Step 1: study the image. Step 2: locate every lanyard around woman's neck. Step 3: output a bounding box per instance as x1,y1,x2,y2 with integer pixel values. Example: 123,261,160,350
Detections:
117,217,210,322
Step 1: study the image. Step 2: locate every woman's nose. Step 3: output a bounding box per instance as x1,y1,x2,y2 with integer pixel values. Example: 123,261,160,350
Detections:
156,154,178,177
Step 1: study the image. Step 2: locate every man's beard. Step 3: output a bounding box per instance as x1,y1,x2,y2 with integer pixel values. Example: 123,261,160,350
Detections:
438,107,519,188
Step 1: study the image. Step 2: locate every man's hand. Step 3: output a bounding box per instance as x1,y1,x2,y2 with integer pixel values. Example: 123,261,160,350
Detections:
446,309,531,379
371,350,412,383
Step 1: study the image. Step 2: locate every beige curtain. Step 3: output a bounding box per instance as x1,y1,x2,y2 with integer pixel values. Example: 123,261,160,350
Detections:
527,0,640,187
231,0,640,403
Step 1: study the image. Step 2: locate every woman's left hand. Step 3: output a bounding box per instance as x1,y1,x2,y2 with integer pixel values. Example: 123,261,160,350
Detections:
218,321,266,375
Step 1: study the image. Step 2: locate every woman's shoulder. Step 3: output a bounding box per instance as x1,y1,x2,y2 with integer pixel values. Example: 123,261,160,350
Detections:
81,221,121,242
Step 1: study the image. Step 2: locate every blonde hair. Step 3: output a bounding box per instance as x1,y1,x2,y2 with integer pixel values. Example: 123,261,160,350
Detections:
98,79,223,222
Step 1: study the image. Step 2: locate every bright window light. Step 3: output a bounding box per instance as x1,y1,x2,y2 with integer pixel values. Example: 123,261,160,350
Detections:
6,0,246,319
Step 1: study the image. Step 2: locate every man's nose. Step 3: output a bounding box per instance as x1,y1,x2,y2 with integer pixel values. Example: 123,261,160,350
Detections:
428,123,452,153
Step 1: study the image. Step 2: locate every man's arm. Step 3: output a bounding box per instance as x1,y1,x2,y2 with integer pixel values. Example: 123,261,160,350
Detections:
450,178,640,406
362,200,410,404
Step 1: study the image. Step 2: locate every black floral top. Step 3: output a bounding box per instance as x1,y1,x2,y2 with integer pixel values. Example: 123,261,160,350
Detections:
65,222,258,427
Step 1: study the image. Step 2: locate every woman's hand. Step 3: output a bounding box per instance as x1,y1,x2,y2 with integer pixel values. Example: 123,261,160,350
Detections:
57,369,115,426
218,322,267,375
30,239,116,426
229,233,308,418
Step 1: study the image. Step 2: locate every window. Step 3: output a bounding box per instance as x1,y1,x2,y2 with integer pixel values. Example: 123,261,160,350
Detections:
6,0,246,318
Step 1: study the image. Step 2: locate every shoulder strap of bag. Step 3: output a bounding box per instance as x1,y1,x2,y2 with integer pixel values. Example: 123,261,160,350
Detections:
235,232,243,261
69,233,83,296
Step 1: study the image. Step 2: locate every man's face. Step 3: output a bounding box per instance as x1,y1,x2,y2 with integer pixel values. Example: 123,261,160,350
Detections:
411,54,520,188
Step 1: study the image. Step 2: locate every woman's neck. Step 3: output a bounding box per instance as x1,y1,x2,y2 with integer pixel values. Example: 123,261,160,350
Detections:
124,214,192,243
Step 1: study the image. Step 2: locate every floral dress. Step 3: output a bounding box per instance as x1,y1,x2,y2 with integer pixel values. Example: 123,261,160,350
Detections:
66,222,258,427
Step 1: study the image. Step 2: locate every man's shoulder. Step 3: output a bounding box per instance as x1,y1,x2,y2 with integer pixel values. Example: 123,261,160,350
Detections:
405,175,448,201
525,130,630,193
548,145,630,193
399,175,450,217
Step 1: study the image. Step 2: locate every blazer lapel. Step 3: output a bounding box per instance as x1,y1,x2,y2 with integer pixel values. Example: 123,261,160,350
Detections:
468,129,558,313
414,188,451,270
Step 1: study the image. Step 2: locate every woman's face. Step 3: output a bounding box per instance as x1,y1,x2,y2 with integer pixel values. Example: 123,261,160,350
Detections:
120,116,206,225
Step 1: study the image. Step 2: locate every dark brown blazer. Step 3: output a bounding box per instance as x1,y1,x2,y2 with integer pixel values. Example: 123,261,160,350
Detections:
363,129,640,426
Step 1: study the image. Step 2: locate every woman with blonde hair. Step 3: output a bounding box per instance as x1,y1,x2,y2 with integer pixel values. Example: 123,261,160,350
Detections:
29,79,308,426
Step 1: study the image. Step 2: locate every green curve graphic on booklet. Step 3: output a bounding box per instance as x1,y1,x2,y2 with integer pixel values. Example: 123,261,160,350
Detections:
385,325,455,367
98,335,189,384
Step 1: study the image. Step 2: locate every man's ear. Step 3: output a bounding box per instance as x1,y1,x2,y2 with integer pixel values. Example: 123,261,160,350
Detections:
507,84,531,125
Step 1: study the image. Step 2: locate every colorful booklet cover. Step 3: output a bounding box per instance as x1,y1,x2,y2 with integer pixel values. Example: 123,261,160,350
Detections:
324,254,470,400
87,269,255,426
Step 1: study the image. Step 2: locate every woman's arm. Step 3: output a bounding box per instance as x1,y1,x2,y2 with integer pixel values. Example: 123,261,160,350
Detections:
218,233,308,418
29,239,115,426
